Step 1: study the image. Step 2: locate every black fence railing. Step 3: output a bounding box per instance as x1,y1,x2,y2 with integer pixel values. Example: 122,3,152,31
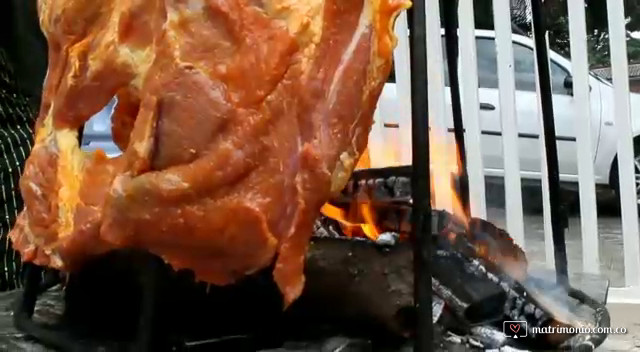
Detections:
409,0,569,350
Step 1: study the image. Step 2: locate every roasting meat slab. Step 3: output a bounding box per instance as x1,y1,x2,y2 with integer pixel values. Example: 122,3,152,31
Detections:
10,0,409,306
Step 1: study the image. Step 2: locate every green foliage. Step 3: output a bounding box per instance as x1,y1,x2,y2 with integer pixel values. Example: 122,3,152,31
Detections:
473,0,640,67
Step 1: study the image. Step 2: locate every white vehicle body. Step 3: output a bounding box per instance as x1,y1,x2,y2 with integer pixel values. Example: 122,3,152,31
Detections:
372,29,640,189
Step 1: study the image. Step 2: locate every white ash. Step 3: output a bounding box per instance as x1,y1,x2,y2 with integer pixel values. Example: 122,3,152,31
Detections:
375,232,399,246
433,295,445,323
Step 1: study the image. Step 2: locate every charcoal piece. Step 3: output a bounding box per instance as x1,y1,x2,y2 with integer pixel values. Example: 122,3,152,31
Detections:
431,251,506,324
366,178,376,190
345,180,354,195
385,176,397,189
313,220,332,238
373,178,389,199
357,180,367,194
432,295,445,323
467,218,528,282
313,219,343,239
393,177,411,199
468,326,507,349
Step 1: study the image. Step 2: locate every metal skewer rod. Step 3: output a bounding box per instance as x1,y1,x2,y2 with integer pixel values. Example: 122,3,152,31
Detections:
530,0,569,286
442,0,470,218
408,1,433,350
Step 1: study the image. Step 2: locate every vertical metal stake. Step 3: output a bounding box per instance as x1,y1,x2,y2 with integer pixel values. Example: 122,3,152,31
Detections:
530,0,569,286
442,0,470,219
408,1,433,351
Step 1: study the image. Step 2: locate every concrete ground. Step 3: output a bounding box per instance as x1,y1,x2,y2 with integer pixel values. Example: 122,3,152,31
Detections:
600,304,640,351
482,184,639,350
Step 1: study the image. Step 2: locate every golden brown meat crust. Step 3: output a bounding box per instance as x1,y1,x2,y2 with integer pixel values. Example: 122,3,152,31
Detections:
10,0,410,306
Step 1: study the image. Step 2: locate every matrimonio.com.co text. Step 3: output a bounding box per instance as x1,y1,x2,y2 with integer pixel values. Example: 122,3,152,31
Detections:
532,326,628,335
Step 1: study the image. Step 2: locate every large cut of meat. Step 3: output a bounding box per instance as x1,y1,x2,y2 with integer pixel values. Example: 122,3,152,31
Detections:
9,0,409,305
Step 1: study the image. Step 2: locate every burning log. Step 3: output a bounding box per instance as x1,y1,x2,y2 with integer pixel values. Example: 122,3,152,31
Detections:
6,205,610,351
8,164,610,351
317,163,611,351
288,237,415,337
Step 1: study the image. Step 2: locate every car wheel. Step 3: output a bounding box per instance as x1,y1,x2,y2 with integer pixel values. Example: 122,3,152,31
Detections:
611,140,640,209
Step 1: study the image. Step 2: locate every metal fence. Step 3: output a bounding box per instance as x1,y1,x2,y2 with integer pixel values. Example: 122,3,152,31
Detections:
371,0,640,305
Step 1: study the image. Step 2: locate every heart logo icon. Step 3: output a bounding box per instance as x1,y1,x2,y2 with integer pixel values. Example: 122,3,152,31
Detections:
510,324,521,334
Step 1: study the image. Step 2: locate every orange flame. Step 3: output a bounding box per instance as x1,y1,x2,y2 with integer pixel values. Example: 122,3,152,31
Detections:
428,131,468,226
320,201,380,241
359,202,380,240
355,148,371,169
322,128,469,241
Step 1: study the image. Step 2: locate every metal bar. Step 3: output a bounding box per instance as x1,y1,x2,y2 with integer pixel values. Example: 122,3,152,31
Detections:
492,0,526,247
606,0,640,287
458,0,487,220
530,0,568,286
442,0,470,219
408,1,433,351
567,0,600,274
531,29,555,270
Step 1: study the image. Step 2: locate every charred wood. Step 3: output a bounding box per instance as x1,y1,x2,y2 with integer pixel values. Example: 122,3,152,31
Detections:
7,204,610,352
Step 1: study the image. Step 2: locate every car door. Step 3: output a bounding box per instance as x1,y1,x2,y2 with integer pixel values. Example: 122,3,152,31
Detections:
510,42,577,178
470,37,599,180
472,37,506,177
80,97,121,157
509,41,601,180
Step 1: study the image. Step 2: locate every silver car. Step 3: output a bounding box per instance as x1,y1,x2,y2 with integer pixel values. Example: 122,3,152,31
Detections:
80,98,121,157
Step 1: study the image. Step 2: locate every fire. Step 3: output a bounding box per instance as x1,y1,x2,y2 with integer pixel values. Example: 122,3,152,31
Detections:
322,129,468,241
355,148,371,169
358,201,380,239
320,201,380,241
429,131,468,225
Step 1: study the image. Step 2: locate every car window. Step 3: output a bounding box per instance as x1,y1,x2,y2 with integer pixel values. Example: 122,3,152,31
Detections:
476,38,500,89
475,37,571,95
513,42,571,95
440,37,450,87
387,36,570,95
549,60,570,95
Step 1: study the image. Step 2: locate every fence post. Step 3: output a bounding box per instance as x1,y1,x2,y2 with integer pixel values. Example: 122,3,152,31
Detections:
458,0,487,220
606,0,640,287
425,0,453,213
492,0,526,247
566,0,600,275
394,12,412,167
